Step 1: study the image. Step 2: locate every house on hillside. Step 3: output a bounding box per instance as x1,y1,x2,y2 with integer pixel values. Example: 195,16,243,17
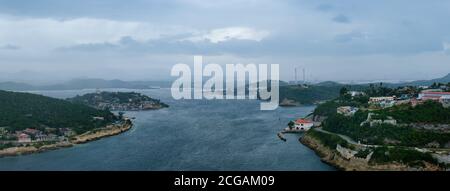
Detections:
349,91,366,97
17,133,31,143
369,96,395,108
23,128,41,136
418,91,450,108
337,106,359,116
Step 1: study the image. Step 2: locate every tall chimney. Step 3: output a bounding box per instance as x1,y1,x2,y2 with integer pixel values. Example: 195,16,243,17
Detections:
294,67,298,84
303,68,306,84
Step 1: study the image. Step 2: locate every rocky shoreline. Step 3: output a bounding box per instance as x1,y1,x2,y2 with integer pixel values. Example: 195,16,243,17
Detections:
0,120,133,158
300,133,443,171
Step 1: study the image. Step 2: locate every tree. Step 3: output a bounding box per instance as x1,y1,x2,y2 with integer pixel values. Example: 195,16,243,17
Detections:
288,121,295,129
339,87,348,96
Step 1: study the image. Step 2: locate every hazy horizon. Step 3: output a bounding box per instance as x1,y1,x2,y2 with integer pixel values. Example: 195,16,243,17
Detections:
1,72,448,87
1,0,450,83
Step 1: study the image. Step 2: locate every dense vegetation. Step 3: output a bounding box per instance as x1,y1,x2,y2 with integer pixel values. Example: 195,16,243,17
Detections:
323,112,450,147
306,123,440,167
370,146,438,167
375,101,450,124
316,85,450,148
354,149,371,158
313,98,368,117
279,84,345,105
0,90,117,134
313,87,369,117
306,82,450,168
306,130,351,149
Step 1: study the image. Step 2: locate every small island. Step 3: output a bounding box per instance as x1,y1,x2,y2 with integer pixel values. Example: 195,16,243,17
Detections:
0,90,133,157
67,91,169,111
298,83,450,171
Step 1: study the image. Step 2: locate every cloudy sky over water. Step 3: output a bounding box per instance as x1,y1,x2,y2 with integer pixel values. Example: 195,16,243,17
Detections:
1,0,450,83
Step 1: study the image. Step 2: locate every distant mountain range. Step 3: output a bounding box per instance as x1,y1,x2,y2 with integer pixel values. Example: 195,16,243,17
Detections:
312,73,450,87
0,79,173,91
392,73,450,87
0,73,449,91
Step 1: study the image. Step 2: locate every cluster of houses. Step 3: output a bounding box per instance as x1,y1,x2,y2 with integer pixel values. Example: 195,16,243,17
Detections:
364,89,450,109
335,88,450,128
0,127,76,145
96,101,162,111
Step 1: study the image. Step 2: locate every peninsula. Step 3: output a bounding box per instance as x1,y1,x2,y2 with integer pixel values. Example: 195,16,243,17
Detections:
0,90,133,157
67,91,169,111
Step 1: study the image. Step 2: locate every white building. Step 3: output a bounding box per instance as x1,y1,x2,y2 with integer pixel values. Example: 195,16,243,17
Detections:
369,96,395,103
349,91,366,97
418,92,450,108
369,96,396,108
293,119,314,131
418,91,450,100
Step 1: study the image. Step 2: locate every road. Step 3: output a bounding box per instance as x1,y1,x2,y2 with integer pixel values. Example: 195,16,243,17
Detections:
313,127,450,153
313,128,378,148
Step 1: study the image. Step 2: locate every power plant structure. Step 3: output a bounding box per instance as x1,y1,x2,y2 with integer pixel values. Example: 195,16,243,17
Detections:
293,66,307,84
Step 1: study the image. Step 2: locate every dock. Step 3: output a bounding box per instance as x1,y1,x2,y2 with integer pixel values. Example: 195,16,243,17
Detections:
277,132,287,142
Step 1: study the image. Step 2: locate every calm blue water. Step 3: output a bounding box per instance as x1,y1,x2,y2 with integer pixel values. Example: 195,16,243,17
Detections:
0,89,333,171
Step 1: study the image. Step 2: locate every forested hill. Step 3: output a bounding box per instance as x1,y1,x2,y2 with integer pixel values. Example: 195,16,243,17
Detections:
279,83,367,105
0,90,118,133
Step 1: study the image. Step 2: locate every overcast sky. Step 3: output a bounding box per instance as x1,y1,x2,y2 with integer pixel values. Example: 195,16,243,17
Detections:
1,0,450,84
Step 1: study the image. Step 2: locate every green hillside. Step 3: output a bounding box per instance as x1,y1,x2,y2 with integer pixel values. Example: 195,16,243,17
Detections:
0,90,118,134
279,84,366,105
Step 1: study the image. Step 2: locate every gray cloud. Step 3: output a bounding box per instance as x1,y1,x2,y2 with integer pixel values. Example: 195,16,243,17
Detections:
332,14,351,23
1,0,450,82
0,44,20,50
58,35,268,57
334,31,366,43
316,4,333,12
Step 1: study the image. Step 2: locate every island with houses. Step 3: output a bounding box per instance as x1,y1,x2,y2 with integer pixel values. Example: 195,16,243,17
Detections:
67,91,169,111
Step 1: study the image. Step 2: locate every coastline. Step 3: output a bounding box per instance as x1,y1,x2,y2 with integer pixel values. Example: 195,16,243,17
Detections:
0,120,133,158
300,132,443,171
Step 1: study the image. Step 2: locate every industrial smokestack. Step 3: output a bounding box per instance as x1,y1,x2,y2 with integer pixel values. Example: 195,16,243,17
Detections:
294,67,298,84
303,68,306,84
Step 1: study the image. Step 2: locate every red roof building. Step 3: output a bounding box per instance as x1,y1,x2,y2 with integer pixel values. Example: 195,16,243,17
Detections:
17,133,31,143
293,118,313,131
295,119,312,124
